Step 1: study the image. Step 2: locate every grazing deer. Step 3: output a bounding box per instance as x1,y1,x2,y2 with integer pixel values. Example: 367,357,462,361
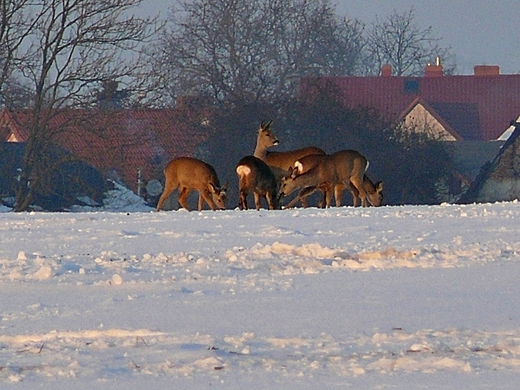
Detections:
284,154,330,208
287,153,384,208
337,175,384,207
156,157,227,212
236,155,279,210
280,150,377,208
279,155,338,208
253,120,326,171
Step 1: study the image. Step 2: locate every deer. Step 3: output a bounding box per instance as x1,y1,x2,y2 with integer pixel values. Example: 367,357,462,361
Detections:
156,157,228,212
279,155,338,208
283,153,331,208
236,155,279,210
332,150,371,206
253,120,326,173
253,120,326,201
337,175,384,207
280,149,377,208
286,173,384,208
283,153,383,208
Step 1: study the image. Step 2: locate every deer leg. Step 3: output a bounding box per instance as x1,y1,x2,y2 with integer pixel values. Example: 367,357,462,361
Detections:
253,192,262,210
178,187,192,211
334,183,346,207
346,182,360,207
199,189,216,211
156,182,177,211
239,191,248,210
265,192,276,210
197,194,204,211
326,191,334,208
285,194,302,209
284,195,301,209
285,186,318,208
352,192,360,207
301,186,322,208
322,184,334,208
349,176,366,207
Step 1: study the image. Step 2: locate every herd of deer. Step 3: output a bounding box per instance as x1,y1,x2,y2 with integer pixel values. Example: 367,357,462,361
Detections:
156,121,383,212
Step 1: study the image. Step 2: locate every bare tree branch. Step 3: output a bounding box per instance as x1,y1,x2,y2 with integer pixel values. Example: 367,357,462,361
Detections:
155,0,364,105
364,7,455,76
0,0,161,211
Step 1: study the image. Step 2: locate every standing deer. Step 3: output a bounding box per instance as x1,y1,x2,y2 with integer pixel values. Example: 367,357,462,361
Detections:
331,150,370,207
236,155,279,210
253,120,326,171
156,157,227,212
280,150,378,208
253,120,326,200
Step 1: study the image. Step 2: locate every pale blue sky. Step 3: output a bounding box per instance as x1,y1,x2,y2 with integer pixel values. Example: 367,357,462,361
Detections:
138,0,520,75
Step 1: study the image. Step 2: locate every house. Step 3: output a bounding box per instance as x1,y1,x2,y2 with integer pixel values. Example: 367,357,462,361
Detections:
459,122,520,203
300,63,520,141
0,106,215,198
300,63,520,199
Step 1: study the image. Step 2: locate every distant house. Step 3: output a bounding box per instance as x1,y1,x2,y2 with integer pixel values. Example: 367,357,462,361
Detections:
0,106,215,196
300,63,520,141
300,63,520,200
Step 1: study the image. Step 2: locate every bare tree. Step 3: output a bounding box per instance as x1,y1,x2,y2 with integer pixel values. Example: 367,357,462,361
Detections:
363,7,455,76
0,0,38,107
155,0,364,105
2,0,159,211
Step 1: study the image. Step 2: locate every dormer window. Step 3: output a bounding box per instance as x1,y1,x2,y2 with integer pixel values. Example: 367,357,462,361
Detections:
404,79,419,94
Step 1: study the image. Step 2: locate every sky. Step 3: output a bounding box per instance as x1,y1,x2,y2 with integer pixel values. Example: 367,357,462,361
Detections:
334,0,520,75
138,0,520,75
2,185,520,388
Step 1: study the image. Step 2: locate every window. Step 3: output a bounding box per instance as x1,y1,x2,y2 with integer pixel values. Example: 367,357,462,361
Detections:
404,79,419,94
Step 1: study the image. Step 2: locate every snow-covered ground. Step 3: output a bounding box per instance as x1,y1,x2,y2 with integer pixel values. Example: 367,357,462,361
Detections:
1,186,520,389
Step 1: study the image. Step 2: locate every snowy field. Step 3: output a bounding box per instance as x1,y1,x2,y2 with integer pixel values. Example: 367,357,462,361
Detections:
1,186,520,389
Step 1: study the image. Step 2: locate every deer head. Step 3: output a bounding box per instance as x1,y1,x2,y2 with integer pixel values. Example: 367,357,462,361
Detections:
254,120,278,159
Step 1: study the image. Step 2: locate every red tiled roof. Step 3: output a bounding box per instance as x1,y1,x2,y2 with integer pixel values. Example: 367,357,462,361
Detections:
428,102,482,140
0,108,214,191
300,73,520,140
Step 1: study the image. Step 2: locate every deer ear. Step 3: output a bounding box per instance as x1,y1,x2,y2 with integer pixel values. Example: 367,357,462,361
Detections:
266,120,272,128
376,181,383,191
209,182,217,192
222,181,229,191
289,166,299,179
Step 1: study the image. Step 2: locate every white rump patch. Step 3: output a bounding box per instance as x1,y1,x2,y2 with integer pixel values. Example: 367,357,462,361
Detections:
294,161,304,173
236,165,251,177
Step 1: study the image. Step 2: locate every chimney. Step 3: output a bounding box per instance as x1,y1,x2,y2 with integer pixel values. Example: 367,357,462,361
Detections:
424,56,443,78
381,64,392,77
474,65,500,76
